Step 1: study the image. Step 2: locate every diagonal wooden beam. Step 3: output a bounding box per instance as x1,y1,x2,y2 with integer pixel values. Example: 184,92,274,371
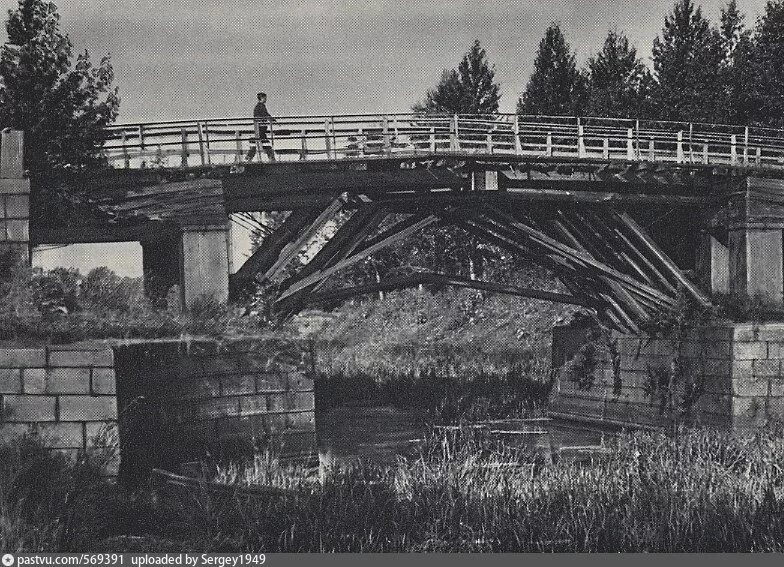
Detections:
277,213,438,302
616,212,711,307
259,195,346,282
275,204,389,310
231,208,321,289
483,207,676,307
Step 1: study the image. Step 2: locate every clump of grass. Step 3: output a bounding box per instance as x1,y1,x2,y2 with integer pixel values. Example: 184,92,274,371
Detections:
172,427,784,552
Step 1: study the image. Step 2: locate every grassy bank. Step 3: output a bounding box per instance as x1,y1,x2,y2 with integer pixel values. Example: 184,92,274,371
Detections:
3,427,783,552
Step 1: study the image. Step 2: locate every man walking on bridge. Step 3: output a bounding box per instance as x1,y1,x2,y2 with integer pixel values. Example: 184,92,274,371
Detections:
247,92,276,162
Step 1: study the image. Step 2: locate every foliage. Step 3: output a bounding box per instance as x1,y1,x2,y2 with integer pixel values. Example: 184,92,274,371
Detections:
0,265,263,342
650,0,724,122
518,23,586,116
748,0,784,127
0,0,119,175
585,31,651,118
413,39,500,115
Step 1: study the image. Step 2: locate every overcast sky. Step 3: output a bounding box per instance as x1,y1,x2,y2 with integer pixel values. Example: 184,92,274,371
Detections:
0,0,773,123
2,0,773,275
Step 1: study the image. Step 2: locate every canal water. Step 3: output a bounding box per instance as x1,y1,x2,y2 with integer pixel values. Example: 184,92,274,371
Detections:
317,406,608,466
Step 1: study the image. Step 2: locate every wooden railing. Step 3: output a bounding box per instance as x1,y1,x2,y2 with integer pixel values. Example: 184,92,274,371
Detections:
100,113,784,170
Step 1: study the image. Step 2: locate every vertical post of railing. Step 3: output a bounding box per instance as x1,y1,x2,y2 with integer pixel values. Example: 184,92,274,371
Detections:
268,118,275,160
138,125,145,152
756,146,762,165
121,131,130,169
577,118,586,158
429,127,436,152
486,130,493,153
324,119,332,159
382,115,391,156
626,128,634,160
357,127,365,156
300,129,308,160
235,130,242,163
688,123,694,163
331,117,337,159
635,119,641,159
546,132,553,157
202,121,211,166
744,126,749,166
603,137,609,160
703,143,709,164
731,134,738,165
197,121,206,166
648,138,655,161
180,127,188,168
513,114,522,155
450,114,460,151
676,131,684,164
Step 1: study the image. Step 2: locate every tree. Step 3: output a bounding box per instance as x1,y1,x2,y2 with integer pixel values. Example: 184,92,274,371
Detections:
414,40,500,115
0,0,119,174
749,0,784,127
650,0,723,122
715,0,754,124
518,23,586,116
585,31,651,118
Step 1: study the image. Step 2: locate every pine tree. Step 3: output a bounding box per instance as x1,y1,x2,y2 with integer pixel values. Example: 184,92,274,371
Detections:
414,40,500,115
518,23,586,116
749,0,784,127
716,0,754,124
585,31,651,118
650,0,723,122
0,0,120,174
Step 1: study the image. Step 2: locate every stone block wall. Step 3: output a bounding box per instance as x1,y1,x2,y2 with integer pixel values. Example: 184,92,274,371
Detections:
113,337,316,484
0,344,118,470
551,322,784,430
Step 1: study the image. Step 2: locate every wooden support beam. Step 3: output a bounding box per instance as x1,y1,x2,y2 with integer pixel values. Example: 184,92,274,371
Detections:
231,208,321,289
304,272,592,307
483,207,676,307
259,196,346,282
277,212,438,301
276,204,389,309
616,212,711,307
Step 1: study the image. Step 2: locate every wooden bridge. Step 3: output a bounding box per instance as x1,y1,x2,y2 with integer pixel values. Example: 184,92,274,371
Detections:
7,113,784,332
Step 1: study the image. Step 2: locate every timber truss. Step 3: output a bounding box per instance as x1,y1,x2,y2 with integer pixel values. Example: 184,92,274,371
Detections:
232,192,711,332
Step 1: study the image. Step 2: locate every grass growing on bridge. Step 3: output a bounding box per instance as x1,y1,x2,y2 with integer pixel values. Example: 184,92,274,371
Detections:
2,427,783,552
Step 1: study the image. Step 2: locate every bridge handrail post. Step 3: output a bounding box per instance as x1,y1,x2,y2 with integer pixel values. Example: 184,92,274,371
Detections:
703,143,709,164
203,121,212,165
299,128,308,160
635,119,641,159
731,134,738,165
546,131,553,157
577,119,586,158
744,126,749,166
626,128,634,161
676,131,684,164
450,114,460,151
648,137,655,161
429,126,436,153
513,114,522,155
121,131,130,169
324,118,332,159
235,130,242,163
197,121,206,165
688,123,694,163
383,115,391,156
180,127,188,168
604,136,610,160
